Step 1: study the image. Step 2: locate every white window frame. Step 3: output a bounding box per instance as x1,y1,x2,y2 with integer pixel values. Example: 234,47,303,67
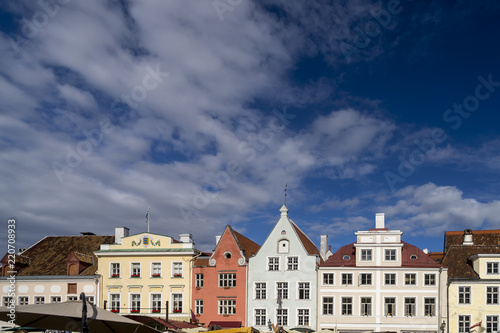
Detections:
151,262,161,277
110,262,120,277
255,308,266,326
323,273,334,285
50,296,62,303
151,293,162,313
172,293,183,313
130,262,141,277
486,315,499,333
34,296,45,304
458,314,471,333
86,295,94,304
268,257,280,271
424,297,435,317
298,282,310,300
384,249,396,261
219,273,236,288
195,299,203,315
360,297,372,316
404,273,417,286
359,273,372,286
218,299,236,315
486,286,499,305
130,293,141,312
384,273,396,286
276,308,288,326
255,282,267,300
297,308,310,326
18,296,29,305
322,296,334,315
404,297,416,317
287,256,299,271
276,282,289,300
487,262,499,275
458,286,471,304
384,297,396,316
173,262,183,277
341,273,353,285
195,273,204,288
67,295,78,301
424,273,436,286
360,249,373,261
341,297,353,316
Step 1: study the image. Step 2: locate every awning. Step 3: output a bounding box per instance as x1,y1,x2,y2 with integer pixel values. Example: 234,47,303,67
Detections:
208,321,242,329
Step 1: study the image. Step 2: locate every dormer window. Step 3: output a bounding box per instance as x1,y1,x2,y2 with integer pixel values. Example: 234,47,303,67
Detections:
410,254,418,260
278,239,289,254
343,255,351,260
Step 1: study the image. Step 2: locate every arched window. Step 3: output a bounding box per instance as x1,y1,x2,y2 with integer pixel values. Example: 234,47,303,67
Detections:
343,255,351,260
278,239,289,253
410,254,418,260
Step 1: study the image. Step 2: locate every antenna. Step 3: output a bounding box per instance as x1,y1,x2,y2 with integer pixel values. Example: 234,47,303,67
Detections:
284,184,287,205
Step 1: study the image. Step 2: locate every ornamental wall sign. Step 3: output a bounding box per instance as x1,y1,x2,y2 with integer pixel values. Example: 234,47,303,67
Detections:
131,236,161,247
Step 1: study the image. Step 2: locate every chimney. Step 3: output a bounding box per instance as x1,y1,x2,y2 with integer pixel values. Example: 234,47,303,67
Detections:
375,213,385,229
215,235,222,246
463,229,473,245
115,227,129,245
320,235,328,260
423,248,429,254
180,233,194,244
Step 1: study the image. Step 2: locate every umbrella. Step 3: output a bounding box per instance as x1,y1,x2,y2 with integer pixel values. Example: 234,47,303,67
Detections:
0,300,161,333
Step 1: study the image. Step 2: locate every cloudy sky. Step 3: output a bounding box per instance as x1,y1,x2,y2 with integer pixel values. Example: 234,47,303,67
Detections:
1,0,500,253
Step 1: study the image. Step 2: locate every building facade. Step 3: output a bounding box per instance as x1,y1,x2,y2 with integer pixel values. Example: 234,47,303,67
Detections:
192,225,260,328
247,205,321,331
0,233,114,308
318,213,448,333
442,229,500,333
95,228,198,321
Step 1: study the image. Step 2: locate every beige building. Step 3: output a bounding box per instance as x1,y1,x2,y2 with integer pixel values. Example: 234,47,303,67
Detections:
442,229,500,333
317,213,448,333
95,228,199,321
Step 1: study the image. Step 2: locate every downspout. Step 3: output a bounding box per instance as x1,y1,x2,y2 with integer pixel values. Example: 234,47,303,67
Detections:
438,267,442,332
189,250,203,323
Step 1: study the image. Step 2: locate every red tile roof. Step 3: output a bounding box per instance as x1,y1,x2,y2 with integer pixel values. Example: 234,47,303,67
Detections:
6,235,114,276
231,228,260,259
291,222,320,257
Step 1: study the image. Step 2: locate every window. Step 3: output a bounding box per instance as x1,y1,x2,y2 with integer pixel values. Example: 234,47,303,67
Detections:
458,315,471,333
277,282,288,300
424,274,436,286
287,257,299,270
343,255,351,260
152,294,162,313
18,296,28,305
277,309,288,326
255,282,266,300
131,294,141,312
424,298,435,316
51,296,61,303
151,262,161,277
458,286,471,304
34,296,45,304
323,273,334,285
86,296,94,304
218,299,236,315
360,273,372,285
219,273,236,288
384,297,395,316
341,297,352,315
487,286,499,304
194,299,203,315
487,262,499,274
111,263,120,277
342,273,353,285
323,297,334,315
297,309,309,326
67,295,78,301
385,273,396,285
224,252,232,259
255,309,266,326
2,297,11,307
487,315,499,333
195,273,204,288
268,257,279,271
404,298,416,316
410,254,418,260
405,273,416,285
173,262,182,277
385,249,396,261
110,294,120,312
172,294,183,313
360,297,371,316
298,282,310,300
361,249,372,261
131,263,140,277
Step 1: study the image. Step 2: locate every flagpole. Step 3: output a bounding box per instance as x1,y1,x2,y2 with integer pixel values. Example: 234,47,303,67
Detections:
147,206,150,233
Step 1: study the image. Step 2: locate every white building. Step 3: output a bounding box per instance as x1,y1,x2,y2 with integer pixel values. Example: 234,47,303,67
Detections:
317,213,448,333
247,205,321,331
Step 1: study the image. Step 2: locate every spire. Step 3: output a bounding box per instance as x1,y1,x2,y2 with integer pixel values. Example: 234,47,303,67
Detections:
280,204,289,216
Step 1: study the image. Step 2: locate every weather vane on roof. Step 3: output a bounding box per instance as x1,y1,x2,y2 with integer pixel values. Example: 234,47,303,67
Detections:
284,184,287,205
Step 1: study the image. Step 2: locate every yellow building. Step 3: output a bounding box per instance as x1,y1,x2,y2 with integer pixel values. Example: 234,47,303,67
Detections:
442,229,500,333
95,227,199,321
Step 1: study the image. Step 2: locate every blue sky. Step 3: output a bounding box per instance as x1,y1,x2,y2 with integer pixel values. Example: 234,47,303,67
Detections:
1,0,500,254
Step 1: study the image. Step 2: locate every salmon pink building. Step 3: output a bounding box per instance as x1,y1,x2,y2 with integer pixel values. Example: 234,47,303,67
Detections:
192,225,260,328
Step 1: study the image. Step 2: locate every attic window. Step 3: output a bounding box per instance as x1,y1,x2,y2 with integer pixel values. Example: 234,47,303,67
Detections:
224,252,232,259
343,255,351,260
410,254,418,260
278,239,289,253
